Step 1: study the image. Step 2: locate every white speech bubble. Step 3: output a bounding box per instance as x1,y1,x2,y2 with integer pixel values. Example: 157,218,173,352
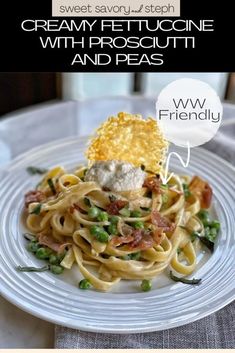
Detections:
156,78,223,148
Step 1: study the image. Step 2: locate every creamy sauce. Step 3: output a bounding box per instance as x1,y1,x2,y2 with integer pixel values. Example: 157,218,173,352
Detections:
85,160,146,192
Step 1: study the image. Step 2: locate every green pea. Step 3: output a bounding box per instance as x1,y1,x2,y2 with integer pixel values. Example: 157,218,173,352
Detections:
79,278,91,289
108,223,118,235
97,211,109,222
119,208,131,217
197,209,210,224
49,255,60,265
130,210,142,218
210,220,220,230
88,207,100,219
27,241,40,253
50,265,64,275
109,215,119,224
90,225,104,236
133,221,144,229
141,279,152,292
35,247,52,260
90,225,109,242
95,231,109,243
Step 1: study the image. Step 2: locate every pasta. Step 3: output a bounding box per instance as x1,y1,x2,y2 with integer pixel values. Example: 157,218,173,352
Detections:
24,164,214,291
22,113,219,291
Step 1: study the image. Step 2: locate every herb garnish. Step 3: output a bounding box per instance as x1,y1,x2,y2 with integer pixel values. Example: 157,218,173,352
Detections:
191,231,214,252
162,194,168,204
80,168,88,181
160,184,169,190
47,178,56,195
170,271,201,285
192,211,220,252
177,248,181,255
109,195,117,203
30,204,42,215
16,265,50,272
84,197,91,207
182,183,192,199
140,206,151,212
27,166,48,175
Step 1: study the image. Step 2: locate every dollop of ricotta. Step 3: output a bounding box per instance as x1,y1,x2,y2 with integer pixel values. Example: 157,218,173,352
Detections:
85,160,146,192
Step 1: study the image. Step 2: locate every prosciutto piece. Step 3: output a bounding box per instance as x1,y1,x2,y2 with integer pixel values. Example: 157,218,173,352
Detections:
189,176,212,209
106,200,128,215
143,176,162,194
25,190,45,208
151,210,175,233
129,229,154,250
38,234,71,254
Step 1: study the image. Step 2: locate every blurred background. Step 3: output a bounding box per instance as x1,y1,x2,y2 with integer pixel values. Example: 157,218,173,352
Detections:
1,72,235,168
0,72,235,116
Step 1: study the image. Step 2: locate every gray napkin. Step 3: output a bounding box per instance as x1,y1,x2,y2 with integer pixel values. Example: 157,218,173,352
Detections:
55,119,235,349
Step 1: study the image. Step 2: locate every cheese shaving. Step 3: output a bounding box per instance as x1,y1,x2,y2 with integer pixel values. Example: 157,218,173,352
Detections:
86,112,168,173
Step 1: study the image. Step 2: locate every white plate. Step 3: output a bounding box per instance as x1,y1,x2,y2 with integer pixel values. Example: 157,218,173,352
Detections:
0,137,234,333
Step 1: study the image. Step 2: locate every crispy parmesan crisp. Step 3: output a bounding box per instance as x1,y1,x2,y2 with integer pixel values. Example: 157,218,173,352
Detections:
86,112,168,173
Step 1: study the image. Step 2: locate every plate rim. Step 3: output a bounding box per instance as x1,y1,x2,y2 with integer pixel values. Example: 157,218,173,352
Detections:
0,136,234,333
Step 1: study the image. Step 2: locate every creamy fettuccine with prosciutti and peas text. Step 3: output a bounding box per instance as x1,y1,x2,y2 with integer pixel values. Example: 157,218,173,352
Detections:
19,112,220,292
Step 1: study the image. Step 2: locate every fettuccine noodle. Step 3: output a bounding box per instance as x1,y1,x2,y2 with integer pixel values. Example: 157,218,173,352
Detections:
24,165,206,291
